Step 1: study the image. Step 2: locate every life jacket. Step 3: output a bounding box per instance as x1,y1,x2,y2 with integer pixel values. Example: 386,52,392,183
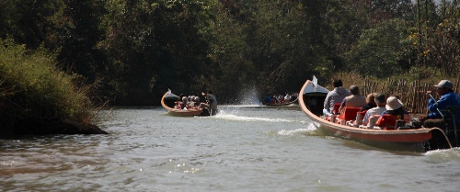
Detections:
375,113,411,130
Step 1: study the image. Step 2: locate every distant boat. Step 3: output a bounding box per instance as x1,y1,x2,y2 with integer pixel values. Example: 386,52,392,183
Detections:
298,78,452,152
264,98,298,107
262,94,299,109
161,89,211,117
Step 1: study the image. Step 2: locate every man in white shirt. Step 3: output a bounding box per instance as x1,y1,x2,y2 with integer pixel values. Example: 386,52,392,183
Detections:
362,93,387,125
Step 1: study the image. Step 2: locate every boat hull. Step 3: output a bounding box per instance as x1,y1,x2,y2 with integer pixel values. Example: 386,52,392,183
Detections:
263,98,299,108
298,79,451,151
161,91,208,117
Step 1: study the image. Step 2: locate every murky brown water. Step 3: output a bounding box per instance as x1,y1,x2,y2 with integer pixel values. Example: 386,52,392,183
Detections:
1,106,460,191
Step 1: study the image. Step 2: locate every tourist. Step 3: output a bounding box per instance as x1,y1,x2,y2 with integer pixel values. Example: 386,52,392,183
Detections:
181,96,188,109
323,79,350,116
362,93,386,126
375,96,411,129
284,93,292,102
360,93,377,112
338,85,366,113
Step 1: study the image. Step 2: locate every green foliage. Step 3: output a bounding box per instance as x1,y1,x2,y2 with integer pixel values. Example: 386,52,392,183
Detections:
1,0,460,106
344,18,414,78
0,38,93,124
101,0,218,105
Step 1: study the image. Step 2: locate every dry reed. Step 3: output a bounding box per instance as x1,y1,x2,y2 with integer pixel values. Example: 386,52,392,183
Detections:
332,72,459,114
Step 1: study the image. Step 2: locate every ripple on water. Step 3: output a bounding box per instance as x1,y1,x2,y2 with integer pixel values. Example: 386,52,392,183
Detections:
2,107,460,191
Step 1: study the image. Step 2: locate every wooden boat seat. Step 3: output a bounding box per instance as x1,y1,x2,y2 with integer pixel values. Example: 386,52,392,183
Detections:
337,107,361,121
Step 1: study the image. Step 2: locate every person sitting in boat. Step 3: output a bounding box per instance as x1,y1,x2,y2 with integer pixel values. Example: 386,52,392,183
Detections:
361,93,387,126
174,101,182,109
272,95,279,103
323,79,350,116
284,93,292,102
277,94,284,103
418,80,460,130
375,96,411,129
360,93,377,112
181,96,188,110
338,85,366,113
193,96,201,108
186,95,196,109
263,95,272,104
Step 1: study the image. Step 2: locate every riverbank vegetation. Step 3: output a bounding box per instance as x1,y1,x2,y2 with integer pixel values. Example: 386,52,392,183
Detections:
0,38,106,135
1,0,460,131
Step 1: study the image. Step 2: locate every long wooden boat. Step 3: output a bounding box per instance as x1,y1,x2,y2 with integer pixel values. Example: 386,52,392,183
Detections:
298,79,452,151
161,90,209,117
263,98,299,109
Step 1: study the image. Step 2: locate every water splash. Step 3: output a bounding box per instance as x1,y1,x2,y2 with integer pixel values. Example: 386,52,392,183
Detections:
237,86,261,105
277,123,319,136
215,113,294,123
424,147,460,163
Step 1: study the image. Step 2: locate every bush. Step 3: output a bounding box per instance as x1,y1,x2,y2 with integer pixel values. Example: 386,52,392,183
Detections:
0,38,94,134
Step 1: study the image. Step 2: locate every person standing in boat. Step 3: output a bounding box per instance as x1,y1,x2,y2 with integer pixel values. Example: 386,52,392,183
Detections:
201,91,218,115
419,80,460,129
323,79,350,116
338,85,366,113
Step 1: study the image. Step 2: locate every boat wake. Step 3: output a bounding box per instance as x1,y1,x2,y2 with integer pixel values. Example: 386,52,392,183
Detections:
277,123,319,136
219,104,261,108
424,147,460,162
213,112,295,123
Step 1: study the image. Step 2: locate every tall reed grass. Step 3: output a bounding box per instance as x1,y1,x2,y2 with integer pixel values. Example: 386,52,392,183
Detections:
328,71,460,114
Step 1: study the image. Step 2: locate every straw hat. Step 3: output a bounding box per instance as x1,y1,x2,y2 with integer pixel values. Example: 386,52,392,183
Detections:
385,96,402,110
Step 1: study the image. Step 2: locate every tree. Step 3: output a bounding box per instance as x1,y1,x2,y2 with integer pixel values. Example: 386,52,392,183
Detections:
344,19,414,78
102,0,217,105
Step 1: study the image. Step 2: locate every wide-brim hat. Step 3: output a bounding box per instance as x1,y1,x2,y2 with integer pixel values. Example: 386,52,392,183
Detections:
434,80,453,89
385,96,402,110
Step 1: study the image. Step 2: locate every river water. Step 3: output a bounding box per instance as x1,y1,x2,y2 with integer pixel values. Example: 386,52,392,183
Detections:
1,106,460,191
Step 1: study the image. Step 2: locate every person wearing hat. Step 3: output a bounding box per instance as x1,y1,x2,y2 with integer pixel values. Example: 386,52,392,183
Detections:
361,93,387,126
375,96,411,129
419,80,460,129
323,79,350,116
